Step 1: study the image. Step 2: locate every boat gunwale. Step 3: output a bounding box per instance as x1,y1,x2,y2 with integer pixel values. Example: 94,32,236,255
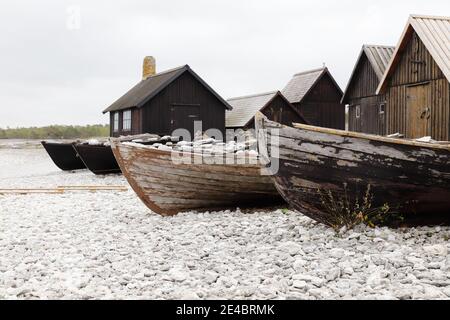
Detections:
290,122,450,151
111,139,267,168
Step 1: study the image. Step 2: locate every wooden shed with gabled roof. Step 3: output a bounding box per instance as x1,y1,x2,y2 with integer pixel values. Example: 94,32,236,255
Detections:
103,57,232,139
225,91,307,130
342,45,395,135
376,15,450,141
282,67,345,130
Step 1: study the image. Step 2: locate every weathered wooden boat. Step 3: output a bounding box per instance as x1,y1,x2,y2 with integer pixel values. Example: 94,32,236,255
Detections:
41,141,86,171
72,143,121,175
110,140,282,216
255,112,450,226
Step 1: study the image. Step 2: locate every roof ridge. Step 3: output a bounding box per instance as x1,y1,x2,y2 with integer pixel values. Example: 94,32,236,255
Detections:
409,14,450,21
142,65,187,81
227,90,277,101
293,67,326,77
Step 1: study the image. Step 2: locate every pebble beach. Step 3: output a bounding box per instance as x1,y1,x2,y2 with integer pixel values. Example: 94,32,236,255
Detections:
1,143,450,300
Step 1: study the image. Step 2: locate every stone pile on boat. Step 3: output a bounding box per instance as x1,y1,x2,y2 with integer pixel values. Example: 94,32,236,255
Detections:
123,134,260,157
82,133,161,147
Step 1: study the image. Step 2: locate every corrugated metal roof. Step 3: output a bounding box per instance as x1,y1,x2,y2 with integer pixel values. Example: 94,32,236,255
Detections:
377,14,450,94
281,67,326,104
341,45,395,103
103,65,232,113
226,91,277,127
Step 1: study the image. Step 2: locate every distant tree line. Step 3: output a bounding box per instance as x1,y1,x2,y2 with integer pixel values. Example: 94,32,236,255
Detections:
0,124,110,139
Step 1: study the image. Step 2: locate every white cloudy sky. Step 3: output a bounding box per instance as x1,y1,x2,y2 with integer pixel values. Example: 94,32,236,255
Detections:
0,0,449,128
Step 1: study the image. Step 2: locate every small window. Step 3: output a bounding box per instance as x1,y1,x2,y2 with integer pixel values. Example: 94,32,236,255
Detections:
355,105,361,119
123,110,132,131
379,103,385,115
113,112,119,132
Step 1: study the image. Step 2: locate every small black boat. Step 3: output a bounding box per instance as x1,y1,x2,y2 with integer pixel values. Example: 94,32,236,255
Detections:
41,141,86,171
72,143,121,175
72,134,161,175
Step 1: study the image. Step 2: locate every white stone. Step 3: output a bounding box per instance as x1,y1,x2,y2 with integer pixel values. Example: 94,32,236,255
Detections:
442,287,450,297
280,241,305,256
347,232,361,240
366,271,390,288
293,274,325,287
292,280,307,289
293,258,307,271
423,245,448,256
179,291,200,300
167,268,188,282
329,248,346,259
326,268,341,281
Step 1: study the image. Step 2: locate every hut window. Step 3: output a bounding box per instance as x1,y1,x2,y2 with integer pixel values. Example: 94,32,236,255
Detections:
123,110,132,131
379,103,385,115
355,105,361,119
113,112,119,132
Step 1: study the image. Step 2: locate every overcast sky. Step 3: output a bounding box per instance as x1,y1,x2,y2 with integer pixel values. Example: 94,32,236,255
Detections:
0,0,449,128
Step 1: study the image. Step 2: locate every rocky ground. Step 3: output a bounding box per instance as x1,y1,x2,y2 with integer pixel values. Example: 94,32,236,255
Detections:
0,147,449,300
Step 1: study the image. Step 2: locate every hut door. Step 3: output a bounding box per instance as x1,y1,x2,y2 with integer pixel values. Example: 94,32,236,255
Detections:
171,105,201,139
406,84,430,138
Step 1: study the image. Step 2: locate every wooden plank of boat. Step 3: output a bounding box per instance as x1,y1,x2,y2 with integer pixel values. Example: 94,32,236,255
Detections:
110,140,283,216
73,143,121,175
254,112,450,226
41,141,86,171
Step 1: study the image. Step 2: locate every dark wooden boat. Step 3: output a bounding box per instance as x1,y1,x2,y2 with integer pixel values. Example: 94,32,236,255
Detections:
110,140,282,216
41,141,86,171
72,134,160,175
255,112,450,226
72,143,121,175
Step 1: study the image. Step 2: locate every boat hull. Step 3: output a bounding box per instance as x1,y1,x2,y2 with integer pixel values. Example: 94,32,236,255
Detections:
73,144,121,175
111,141,283,216
41,141,86,171
256,113,450,226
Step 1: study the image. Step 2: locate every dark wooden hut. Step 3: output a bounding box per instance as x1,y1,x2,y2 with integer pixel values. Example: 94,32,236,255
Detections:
377,15,450,141
103,57,232,140
225,91,307,130
281,67,345,130
341,45,395,135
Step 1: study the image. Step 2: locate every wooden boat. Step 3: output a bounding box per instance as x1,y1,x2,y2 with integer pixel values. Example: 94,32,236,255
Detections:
110,140,282,216
255,112,450,226
73,134,160,175
72,143,121,175
41,141,86,171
